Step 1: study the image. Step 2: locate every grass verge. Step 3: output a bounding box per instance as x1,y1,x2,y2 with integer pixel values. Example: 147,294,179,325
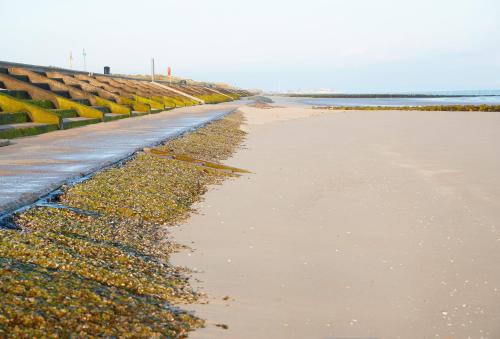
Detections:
0,112,246,337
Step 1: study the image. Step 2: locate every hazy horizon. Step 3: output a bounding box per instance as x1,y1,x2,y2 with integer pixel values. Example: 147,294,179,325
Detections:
1,0,499,92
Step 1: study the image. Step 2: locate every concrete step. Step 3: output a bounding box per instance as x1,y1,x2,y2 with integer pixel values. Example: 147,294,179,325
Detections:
47,109,78,119
31,82,51,90
0,122,58,139
72,98,91,106
51,78,65,83
104,113,129,122
0,111,29,125
52,90,71,98
9,74,30,82
62,117,100,129
91,106,110,113
0,89,31,99
0,139,9,147
150,108,163,114
131,111,149,117
24,99,55,109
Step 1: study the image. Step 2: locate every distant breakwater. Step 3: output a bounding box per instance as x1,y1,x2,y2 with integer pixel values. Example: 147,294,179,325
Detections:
285,94,500,99
313,104,500,112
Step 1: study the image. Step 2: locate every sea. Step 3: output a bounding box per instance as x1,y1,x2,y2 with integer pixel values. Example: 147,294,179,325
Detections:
269,90,500,107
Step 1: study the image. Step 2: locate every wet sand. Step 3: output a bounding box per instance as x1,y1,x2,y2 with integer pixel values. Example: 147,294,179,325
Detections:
172,106,500,338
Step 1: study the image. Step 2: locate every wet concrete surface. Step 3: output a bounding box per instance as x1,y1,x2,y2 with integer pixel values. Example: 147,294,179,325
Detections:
0,102,245,213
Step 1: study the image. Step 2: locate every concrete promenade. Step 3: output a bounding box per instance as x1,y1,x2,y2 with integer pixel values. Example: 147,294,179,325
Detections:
0,101,245,213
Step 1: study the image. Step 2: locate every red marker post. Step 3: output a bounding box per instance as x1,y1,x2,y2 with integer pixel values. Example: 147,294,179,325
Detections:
168,67,172,85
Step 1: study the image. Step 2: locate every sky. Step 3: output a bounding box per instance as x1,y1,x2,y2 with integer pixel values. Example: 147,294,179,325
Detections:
1,0,500,92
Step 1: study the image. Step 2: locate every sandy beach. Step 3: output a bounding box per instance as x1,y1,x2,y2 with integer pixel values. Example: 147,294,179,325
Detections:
172,104,500,338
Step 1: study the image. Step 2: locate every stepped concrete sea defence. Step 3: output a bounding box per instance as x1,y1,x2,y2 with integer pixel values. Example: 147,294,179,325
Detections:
45,71,143,114
0,71,104,133
0,92,60,139
9,68,131,118
0,61,253,140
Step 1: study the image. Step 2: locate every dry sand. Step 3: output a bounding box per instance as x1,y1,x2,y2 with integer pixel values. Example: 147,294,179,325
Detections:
171,105,500,339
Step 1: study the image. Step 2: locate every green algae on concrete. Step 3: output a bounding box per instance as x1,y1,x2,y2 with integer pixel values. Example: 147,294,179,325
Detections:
47,108,78,118
23,99,55,109
0,123,58,139
0,112,246,337
0,112,28,125
195,93,231,104
0,92,60,125
104,113,129,122
62,117,101,129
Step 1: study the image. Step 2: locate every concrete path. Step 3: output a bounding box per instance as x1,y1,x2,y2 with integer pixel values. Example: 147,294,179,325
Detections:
0,102,244,213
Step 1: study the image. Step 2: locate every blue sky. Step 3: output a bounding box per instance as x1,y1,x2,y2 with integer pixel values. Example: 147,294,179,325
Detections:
1,0,499,92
